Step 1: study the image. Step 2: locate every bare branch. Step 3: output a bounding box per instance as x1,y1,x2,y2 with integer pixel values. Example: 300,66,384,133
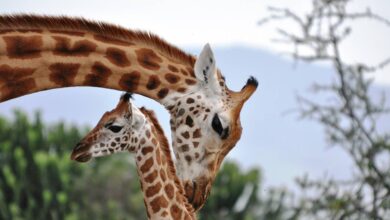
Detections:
259,0,390,218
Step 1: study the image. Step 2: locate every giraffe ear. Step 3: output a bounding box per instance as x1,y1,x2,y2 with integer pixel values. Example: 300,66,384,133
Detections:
129,104,145,130
123,96,133,120
194,44,220,92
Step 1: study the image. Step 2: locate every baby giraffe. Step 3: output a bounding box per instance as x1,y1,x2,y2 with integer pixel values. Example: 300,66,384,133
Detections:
70,93,195,220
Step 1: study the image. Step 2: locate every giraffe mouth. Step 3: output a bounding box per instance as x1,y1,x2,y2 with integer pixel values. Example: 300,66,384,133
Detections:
71,143,92,162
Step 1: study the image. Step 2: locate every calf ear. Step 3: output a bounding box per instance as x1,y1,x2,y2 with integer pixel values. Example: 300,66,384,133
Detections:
129,104,145,130
124,98,133,120
194,44,220,93
132,113,145,130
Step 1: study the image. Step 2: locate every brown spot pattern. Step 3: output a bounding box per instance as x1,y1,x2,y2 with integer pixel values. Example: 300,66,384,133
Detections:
49,63,80,86
170,204,183,219
146,75,161,90
4,35,42,59
0,65,35,84
185,155,192,164
168,64,179,72
180,68,189,76
146,130,151,138
181,131,190,139
52,36,97,56
1,78,36,101
156,148,161,165
186,98,195,104
140,157,154,173
164,73,179,84
185,79,196,85
136,48,163,70
157,88,169,99
164,184,175,199
160,170,167,181
180,144,189,152
141,146,154,155
150,195,168,213
185,116,194,127
145,170,158,183
119,71,140,91
84,62,112,86
105,47,131,67
177,87,187,93
193,128,201,138
146,182,162,197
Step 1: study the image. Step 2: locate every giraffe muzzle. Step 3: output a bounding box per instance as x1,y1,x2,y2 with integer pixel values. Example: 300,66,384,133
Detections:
71,143,92,162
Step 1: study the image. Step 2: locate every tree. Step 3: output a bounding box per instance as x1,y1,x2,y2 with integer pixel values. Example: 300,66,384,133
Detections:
260,0,390,219
199,160,261,220
0,110,85,219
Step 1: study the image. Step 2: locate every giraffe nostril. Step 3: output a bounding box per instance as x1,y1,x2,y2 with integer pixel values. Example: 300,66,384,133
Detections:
73,143,84,151
74,153,92,163
70,142,92,162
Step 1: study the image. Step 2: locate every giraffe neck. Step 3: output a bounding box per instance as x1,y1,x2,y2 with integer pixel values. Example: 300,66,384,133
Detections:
135,108,195,220
0,15,198,105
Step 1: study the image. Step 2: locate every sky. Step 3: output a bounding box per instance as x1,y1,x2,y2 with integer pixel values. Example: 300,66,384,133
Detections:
0,0,389,191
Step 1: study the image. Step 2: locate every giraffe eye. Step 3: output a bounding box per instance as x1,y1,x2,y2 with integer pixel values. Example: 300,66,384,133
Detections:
106,125,123,133
212,114,230,139
212,114,223,135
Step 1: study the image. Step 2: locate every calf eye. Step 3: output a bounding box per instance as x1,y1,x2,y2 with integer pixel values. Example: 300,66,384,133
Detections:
108,125,123,133
105,123,123,133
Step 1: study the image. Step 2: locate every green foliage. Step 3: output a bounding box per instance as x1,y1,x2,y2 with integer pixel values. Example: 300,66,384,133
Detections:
199,161,261,220
0,110,82,219
72,155,146,220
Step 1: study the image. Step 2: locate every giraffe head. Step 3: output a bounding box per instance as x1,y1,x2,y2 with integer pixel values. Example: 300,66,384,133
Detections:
70,93,146,162
168,44,258,209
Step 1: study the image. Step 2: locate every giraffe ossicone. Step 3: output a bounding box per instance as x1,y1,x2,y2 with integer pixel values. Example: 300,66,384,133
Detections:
0,15,258,210
71,93,196,220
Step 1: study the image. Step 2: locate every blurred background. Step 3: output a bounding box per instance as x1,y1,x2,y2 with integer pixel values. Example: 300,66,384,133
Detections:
0,0,389,219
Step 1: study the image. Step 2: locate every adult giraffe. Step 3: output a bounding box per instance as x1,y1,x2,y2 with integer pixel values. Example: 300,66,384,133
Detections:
0,15,258,210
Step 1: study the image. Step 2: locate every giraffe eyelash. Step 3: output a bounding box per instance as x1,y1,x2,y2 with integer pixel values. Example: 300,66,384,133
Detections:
107,125,123,133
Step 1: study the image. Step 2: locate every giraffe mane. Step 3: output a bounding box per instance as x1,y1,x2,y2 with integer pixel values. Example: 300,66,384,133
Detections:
0,14,196,66
140,107,195,213
120,92,133,102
